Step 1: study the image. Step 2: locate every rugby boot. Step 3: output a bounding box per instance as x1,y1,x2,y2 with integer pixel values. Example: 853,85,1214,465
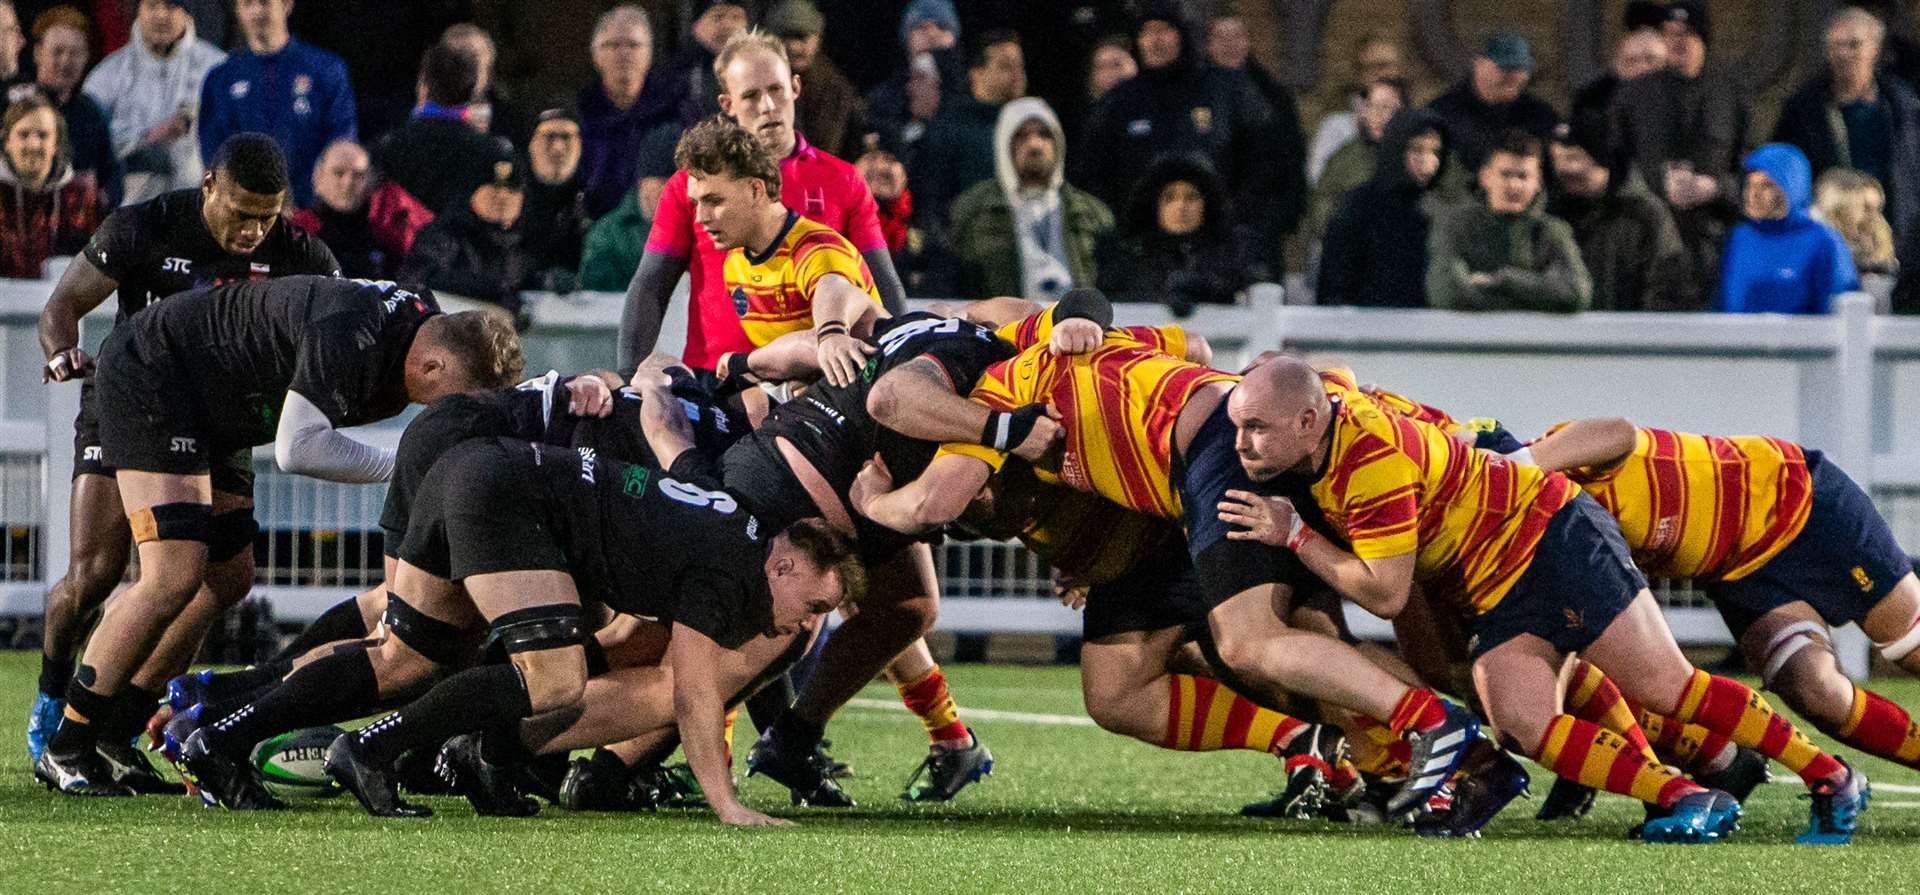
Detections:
1241,724,1344,819
1698,747,1770,804
652,762,708,807
1415,743,1530,837
34,745,133,797
96,737,186,795
747,727,855,808
26,692,63,762
817,739,853,779
436,734,539,817
1797,759,1869,845
1385,700,1479,816
324,733,432,818
558,750,655,812
1534,777,1597,821
1641,789,1741,843
178,728,284,810
901,732,995,802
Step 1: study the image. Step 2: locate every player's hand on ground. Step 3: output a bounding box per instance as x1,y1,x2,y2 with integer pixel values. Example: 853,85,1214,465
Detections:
717,805,794,828
817,333,875,387
1049,317,1103,356
565,375,614,417
1218,489,1297,547
43,347,94,383
848,453,893,516
1010,405,1064,463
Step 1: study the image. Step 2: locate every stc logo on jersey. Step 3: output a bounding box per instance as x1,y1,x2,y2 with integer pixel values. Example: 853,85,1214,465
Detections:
162,257,192,274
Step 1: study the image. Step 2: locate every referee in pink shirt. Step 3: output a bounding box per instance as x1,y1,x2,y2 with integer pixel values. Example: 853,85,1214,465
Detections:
620,31,907,373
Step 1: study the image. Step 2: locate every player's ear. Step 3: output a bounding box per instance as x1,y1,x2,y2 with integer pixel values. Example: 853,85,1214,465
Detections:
773,556,794,576
789,72,802,100
717,91,734,116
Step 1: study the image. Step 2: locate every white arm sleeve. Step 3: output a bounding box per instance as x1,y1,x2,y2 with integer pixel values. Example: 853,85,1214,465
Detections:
273,390,396,484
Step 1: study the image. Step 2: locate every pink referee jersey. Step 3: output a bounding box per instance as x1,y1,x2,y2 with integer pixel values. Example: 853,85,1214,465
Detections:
645,132,888,369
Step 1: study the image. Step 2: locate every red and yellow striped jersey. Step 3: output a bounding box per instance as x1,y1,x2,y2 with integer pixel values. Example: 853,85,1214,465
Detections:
1313,369,1578,615
721,211,882,347
968,472,1177,585
1554,425,1813,582
938,327,1233,520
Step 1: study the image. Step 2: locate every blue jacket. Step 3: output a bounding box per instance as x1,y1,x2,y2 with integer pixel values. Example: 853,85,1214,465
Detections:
197,38,356,206
1715,143,1858,314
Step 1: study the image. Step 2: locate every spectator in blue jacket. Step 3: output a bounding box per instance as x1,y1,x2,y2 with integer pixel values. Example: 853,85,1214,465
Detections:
197,0,354,206
1716,143,1860,314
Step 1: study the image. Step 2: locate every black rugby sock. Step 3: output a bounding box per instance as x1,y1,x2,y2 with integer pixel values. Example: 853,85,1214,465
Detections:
745,673,794,734
200,660,295,704
203,648,379,759
98,685,163,742
355,664,533,767
37,653,74,699
50,680,112,758
271,596,372,664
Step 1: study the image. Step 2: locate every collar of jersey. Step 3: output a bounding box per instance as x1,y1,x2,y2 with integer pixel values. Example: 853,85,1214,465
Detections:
745,210,801,266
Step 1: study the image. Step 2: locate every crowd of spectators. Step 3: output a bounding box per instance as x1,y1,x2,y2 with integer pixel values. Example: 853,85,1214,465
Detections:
2,0,1916,319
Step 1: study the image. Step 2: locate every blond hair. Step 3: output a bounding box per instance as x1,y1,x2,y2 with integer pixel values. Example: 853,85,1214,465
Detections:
1814,168,1897,274
712,29,789,95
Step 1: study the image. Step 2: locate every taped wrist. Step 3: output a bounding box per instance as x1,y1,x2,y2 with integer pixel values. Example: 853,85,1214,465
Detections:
1054,287,1114,328
980,403,1048,452
1284,514,1311,551
129,502,211,544
492,603,586,654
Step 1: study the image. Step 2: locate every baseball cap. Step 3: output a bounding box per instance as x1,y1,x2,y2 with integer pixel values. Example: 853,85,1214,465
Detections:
1664,1,1709,42
1481,31,1534,71
764,0,824,38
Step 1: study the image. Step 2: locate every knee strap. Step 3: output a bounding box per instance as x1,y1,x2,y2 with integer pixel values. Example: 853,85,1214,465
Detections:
1761,620,1827,688
129,502,210,544
207,509,258,562
491,604,585,654
383,592,473,666
1876,611,1920,662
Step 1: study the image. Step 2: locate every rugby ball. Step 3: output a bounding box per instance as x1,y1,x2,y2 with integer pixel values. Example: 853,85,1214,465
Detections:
250,726,347,799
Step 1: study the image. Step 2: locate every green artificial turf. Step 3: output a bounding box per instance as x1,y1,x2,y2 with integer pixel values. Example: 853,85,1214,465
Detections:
0,652,1916,893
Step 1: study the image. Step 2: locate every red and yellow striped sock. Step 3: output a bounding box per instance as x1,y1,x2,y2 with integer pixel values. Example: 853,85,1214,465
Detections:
1830,684,1920,770
1386,687,1448,735
897,665,969,746
1343,715,1412,776
1162,675,1308,753
1639,709,1734,774
721,707,737,768
1671,669,1844,786
1534,714,1704,808
1564,660,1660,765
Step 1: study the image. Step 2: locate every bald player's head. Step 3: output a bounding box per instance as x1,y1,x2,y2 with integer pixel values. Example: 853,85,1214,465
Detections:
1227,356,1331,481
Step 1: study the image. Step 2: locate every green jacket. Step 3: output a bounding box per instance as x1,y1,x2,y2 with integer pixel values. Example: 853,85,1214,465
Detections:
578,190,649,291
948,178,1113,298
1304,137,1375,247
1548,172,1699,310
1426,194,1592,312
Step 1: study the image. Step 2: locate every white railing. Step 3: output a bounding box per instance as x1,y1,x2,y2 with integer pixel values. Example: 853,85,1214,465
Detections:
0,272,1912,676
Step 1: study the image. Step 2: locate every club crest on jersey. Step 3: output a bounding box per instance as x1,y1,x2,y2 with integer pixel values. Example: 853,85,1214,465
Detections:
730,286,750,316
622,464,651,496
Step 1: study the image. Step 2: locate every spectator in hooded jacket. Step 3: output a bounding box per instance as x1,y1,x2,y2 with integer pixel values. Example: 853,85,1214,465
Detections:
1427,128,1591,311
950,97,1112,301
399,148,538,319
1316,108,1447,307
81,0,224,206
197,0,355,207
1717,143,1859,314
1304,78,1405,251
521,107,590,289
1547,119,1695,310
1097,152,1251,313
1772,7,1920,270
1075,5,1283,270
1,91,102,277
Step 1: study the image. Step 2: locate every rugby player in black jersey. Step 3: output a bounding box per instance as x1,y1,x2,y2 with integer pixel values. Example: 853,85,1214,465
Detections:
28,134,339,781
35,277,521,795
